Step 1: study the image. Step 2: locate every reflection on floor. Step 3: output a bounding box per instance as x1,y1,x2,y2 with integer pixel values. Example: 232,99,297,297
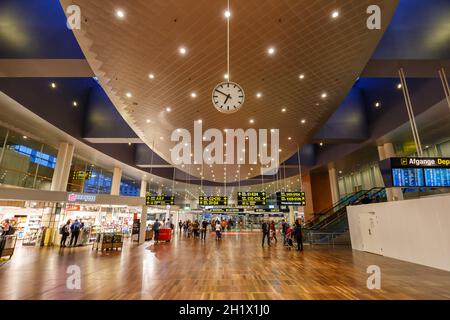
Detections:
1,232,450,300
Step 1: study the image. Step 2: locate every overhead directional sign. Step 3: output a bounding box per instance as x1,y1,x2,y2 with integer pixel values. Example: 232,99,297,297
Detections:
237,191,266,206
146,195,175,206
72,170,92,180
198,196,228,206
208,208,244,213
254,207,289,213
276,191,306,206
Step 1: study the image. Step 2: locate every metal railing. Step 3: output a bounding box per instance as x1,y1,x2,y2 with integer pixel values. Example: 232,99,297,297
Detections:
303,230,350,247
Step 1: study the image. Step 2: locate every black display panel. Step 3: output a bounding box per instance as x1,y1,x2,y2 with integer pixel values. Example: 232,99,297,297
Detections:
237,192,266,206
146,195,175,206
72,170,92,180
208,208,244,213
198,196,228,206
276,192,306,206
254,207,289,213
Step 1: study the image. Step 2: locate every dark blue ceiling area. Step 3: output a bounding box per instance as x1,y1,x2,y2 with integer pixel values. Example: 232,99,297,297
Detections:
0,0,449,184
0,0,84,58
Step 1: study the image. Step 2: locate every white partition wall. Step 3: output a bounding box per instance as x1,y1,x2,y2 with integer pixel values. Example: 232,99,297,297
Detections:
347,194,450,272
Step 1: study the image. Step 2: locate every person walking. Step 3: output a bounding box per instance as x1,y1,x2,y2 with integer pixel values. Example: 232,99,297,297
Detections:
178,220,183,234
60,220,71,247
153,219,161,243
261,221,270,247
269,220,277,243
192,220,200,239
215,221,222,240
294,219,304,251
281,219,288,245
200,220,208,240
69,219,81,247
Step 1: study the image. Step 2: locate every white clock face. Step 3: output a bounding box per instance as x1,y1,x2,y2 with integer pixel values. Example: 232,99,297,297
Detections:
212,81,245,113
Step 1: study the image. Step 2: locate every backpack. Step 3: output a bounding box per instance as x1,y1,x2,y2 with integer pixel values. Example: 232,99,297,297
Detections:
59,226,64,235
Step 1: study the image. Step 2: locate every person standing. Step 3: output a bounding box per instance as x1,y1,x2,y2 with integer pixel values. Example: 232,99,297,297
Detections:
200,220,208,240
215,222,222,240
269,221,277,243
164,219,171,229
69,219,81,247
153,219,161,243
281,219,288,245
60,220,71,247
261,221,270,247
178,220,183,234
294,219,304,251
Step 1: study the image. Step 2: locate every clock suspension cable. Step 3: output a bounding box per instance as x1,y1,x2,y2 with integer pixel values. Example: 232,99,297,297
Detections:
227,0,230,83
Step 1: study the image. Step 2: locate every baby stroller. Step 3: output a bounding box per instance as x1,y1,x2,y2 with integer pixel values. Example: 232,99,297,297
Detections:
284,227,295,250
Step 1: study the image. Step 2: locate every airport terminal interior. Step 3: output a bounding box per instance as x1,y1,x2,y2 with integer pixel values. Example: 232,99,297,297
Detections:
0,0,450,300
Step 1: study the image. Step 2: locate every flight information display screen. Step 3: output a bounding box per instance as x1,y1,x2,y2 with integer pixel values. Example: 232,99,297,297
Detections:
198,196,228,206
146,195,175,206
237,192,266,206
392,168,424,187
424,168,450,187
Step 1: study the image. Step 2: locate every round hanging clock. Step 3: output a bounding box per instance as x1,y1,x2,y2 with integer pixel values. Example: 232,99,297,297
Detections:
211,81,245,114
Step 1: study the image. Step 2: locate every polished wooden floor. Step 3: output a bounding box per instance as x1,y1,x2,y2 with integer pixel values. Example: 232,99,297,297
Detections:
1,232,450,300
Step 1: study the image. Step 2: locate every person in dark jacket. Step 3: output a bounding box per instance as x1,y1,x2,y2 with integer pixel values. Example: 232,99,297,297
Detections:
60,220,71,247
261,221,270,247
69,219,81,246
293,219,303,251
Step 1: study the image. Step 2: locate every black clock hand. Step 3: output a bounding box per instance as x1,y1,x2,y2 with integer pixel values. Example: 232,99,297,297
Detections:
224,94,231,104
215,89,228,97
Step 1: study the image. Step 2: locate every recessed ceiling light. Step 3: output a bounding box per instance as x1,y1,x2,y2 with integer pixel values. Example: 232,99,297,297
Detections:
198,119,202,123
160,136,164,140
374,101,381,108
319,142,324,146
288,137,292,140
224,10,231,18
149,73,155,79
116,9,125,19
128,142,132,146
279,149,282,152
249,119,254,124
267,47,276,55
22,135,28,139
72,101,78,107
146,119,151,123
166,107,172,112
281,108,286,112
224,73,229,80
179,47,187,55
339,170,342,174
256,92,262,98
191,92,197,98
321,93,327,99
50,82,57,89
301,119,306,124
126,92,132,98
425,145,430,149
299,74,305,79
397,83,402,89
331,10,339,19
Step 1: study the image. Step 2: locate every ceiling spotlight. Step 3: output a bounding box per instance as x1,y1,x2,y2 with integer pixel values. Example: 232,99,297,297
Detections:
148,73,155,79
299,74,305,79
288,137,292,140
256,92,262,98
191,92,197,98
72,101,78,107
22,135,28,139
267,47,276,55
198,119,202,123
224,10,231,18
281,108,286,112
126,92,132,98
301,119,306,124
249,119,254,124
397,83,402,89
128,142,132,146
50,82,57,89
374,101,381,108
319,142,324,146
331,10,339,19
179,47,187,55
160,136,164,140
339,170,343,174
146,119,151,123
166,107,172,112
224,73,229,80
116,9,125,19
321,93,327,99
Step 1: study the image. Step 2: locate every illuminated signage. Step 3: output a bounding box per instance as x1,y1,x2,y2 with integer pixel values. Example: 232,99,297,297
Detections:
276,192,306,206
146,195,175,206
67,193,96,202
254,207,289,213
198,196,228,206
392,157,450,168
65,204,80,211
208,208,244,213
388,158,450,187
72,170,92,180
237,192,266,206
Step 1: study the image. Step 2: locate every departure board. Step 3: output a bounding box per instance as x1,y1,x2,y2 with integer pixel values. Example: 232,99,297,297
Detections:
254,208,289,213
276,192,306,206
198,196,228,206
208,208,244,213
392,168,425,187
424,168,450,187
72,170,92,180
237,192,266,206
146,195,175,206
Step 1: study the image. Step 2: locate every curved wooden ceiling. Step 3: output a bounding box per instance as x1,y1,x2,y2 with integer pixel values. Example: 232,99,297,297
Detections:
62,0,398,183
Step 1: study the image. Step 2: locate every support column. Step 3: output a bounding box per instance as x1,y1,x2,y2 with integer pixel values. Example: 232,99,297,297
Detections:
51,142,74,191
301,174,314,222
111,167,122,196
139,205,148,245
328,163,340,204
378,143,404,201
288,206,295,226
140,179,147,198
